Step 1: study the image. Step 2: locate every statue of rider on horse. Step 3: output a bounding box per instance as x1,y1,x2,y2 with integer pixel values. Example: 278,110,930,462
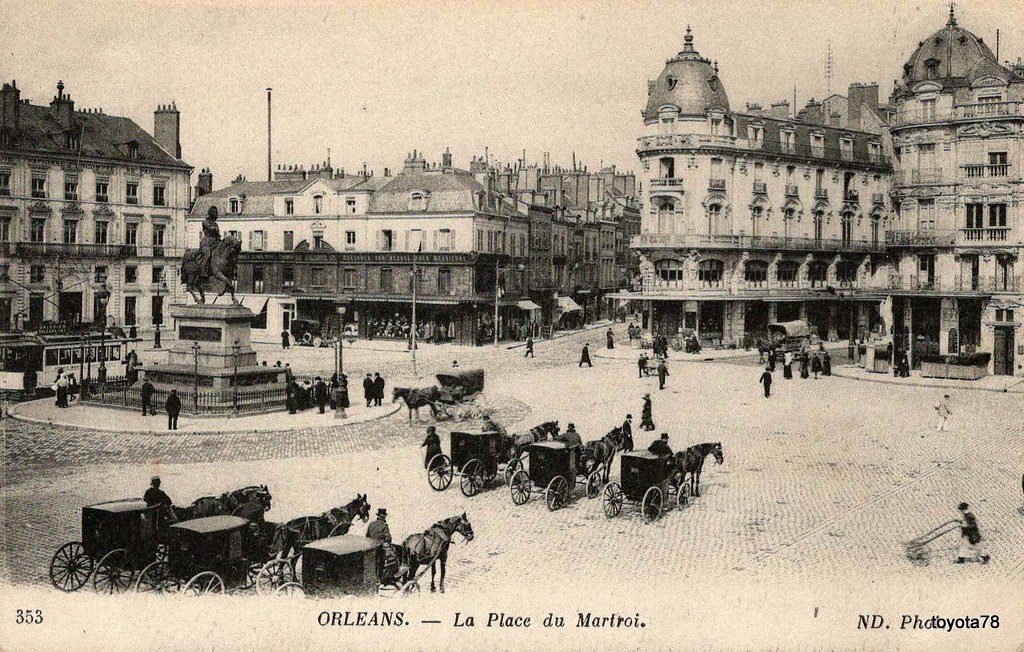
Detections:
180,205,242,304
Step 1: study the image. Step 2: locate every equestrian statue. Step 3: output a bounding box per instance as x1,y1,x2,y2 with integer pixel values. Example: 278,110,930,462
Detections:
180,205,242,304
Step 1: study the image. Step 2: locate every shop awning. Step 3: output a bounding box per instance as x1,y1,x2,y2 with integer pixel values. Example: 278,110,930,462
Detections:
556,296,583,313
240,296,269,314
516,300,541,311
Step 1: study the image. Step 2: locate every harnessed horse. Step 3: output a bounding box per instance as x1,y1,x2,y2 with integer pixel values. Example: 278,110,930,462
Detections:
674,443,724,497
172,485,273,521
401,513,474,594
582,427,624,483
281,494,371,558
392,386,442,422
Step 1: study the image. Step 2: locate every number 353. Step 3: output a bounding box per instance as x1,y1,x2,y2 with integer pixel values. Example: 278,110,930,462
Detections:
15,609,43,624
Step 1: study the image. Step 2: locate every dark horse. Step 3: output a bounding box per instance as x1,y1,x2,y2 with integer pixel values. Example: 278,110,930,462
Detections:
179,235,242,304
172,485,273,522
500,420,560,464
281,494,371,558
582,426,624,483
401,513,474,594
392,386,442,422
674,443,724,498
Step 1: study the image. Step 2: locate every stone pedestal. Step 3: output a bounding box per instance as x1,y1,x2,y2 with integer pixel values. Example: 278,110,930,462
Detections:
141,303,285,397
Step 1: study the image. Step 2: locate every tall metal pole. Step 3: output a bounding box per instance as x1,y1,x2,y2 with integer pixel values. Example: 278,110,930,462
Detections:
411,253,418,376
266,88,273,182
494,254,500,347
232,339,239,414
192,341,200,412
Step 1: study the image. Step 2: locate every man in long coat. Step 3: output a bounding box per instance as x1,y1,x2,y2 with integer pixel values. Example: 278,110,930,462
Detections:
422,426,442,469
363,373,374,407
657,359,669,390
621,414,634,452
314,377,329,414
579,343,592,368
372,373,385,406
759,366,773,398
640,393,655,431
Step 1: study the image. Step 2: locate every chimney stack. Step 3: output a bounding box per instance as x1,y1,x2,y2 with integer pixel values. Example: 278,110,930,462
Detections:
442,147,452,170
196,168,213,197
1,80,20,133
769,100,790,119
49,80,75,129
154,102,181,159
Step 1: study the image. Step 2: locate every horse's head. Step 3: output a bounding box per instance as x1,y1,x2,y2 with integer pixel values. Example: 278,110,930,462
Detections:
710,442,724,465
607,427,623,447
352,493,371,522
392,387,405,403
256,484,272,511
453,512,474,543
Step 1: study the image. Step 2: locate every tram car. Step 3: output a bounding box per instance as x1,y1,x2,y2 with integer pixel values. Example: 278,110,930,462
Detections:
601,451,690,523
508,441,602,511
0,329,138,396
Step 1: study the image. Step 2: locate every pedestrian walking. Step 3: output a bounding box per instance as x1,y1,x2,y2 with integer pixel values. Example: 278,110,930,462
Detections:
955,502,989,564
579,343,592,368
606,329,615,350
422,425,442,469
314,376,329,414
811,354,822,379
339,373,350,408
657,359,669,390
372,372,385,406
621,414,634,453
799,353,810,379
55,373,69,408
637,353,646,379
822,351,832,376
935,394,952,431
783,351,793,379
284,363,294,386
760,366,773,398
640,393,655,431
286,380,298,414
525,336,534,358
363,373,373,407
768,346,777,373
165,389,181,430
281,330,290,349
140,379,155,416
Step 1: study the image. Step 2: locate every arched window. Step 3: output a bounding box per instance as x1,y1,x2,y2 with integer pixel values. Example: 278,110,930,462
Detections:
841,211,853,246
744,260,769,287
809,261,829,287
655,199,677,234
783,207,795,238
708,204,722,236
314,195,323,215
698,259,724,288
776,261,799,287
751,206,764,237
656,259,685,282
813,210,824,243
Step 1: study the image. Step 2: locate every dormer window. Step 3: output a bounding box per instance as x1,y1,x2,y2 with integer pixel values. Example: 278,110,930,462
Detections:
128,142,139,159
924,59,940,80
811,133,824,156
313,195,323,214
779,129,794,153
229,198,239,213
666,76,677,90
750,125,764,148
65,132,80,151
840,137,853,159
410,191,427,211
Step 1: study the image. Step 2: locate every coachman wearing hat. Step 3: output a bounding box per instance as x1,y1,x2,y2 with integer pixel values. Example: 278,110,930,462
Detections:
648,433,673,458
144,476,178,525
366,508,392,544
422,426,442,469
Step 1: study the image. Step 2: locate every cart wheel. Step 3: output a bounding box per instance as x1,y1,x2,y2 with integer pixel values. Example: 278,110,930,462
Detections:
642,486,663,523
676,482,692,510
93,549,135,594
302,332,312,344
602,483,623,518
136,560,179,594
49,542,93,592
509,469,532,506
256,558,296,595
586,470,602,499
427,454,454,491
243,561,262,590
275,581,304,596
460,459,486,497
546,476,569,511
184,571,225,595
503,457,522,485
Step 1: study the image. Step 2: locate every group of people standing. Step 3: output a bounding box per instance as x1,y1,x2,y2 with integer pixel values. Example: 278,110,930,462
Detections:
362,372,386,407
758,346,832,398
52,368,78,408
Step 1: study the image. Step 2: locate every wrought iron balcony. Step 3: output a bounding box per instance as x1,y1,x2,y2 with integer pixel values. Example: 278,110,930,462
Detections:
15,242,137,258
843,189,859,202
650,178,685,189
888,275,1021,294
632,232,886,253
885,230,957,247
785,185,799,197
814,187,828,200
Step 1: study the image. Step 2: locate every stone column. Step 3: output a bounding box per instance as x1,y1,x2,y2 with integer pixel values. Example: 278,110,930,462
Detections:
799,301,808,322
768,301,779,324
732,301,746,348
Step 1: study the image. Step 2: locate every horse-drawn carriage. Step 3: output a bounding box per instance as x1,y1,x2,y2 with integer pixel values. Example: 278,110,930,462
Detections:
272,535,416,597
48,499,164,593
435,369,484,401
426,429,521,497
601,451,690,523
135,515,293,595
393,369,486,422
508,441,603,510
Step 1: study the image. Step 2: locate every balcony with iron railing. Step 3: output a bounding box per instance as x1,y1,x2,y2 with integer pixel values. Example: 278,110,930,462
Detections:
894,101,1024,126
15,242,137,258
650,177,685,190
885,229,957,247
814,187,828,200
785,184,799,197
843,189,859,202
633,232,886,253
888,275,1021,294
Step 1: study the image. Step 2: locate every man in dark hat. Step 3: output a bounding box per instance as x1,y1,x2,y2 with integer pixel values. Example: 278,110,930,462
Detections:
366,508,392,544
760,365,773,398
363,373,374,407
657,358,669,390
621,414,634,453
140,379,155,416
955,502,989,564
579,343,592,368
640,393,655,431
422,426,442,469
372,372,385,406
648,433,673,458
165,389,181,430
144,476,177,525
314,376,329,414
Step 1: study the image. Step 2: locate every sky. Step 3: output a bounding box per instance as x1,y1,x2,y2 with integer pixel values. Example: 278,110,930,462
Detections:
2,0,1022,186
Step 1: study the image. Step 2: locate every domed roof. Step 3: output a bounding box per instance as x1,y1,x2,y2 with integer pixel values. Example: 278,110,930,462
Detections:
900,7,998,86
644,27,729,122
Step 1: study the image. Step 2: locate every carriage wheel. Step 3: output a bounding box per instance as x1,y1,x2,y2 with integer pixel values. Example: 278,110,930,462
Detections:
585,470,603,499
136,561,180,594
275,581,305,596
93,549,135,594
546,476,569,511
676,482,692,510
642,486,664,523
256,558,297,595
49,542,93,592
503,457,522,485
183,571,225,595
509,470,532,506
460,459,486,497
602,483,623,519
427,454,454,491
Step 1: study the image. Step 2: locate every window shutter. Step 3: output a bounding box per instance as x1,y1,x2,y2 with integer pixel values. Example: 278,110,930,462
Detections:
432,229,438,251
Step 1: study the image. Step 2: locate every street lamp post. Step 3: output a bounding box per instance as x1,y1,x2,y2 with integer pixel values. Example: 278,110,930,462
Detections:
231,339,241,414
154,280,166,349
191,341,200,412
410,257,419,376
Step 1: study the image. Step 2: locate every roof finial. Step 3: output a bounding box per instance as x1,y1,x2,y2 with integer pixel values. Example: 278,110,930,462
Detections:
947,2,957,26
683,25,694,52
713,59,719,74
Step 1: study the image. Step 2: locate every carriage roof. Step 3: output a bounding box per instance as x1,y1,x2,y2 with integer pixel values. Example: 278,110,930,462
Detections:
304,535,383,557
621,450,661,462
530,440,571,451
84,498,152,514
170,515,249,535
451,428,500,438
435,369,484,388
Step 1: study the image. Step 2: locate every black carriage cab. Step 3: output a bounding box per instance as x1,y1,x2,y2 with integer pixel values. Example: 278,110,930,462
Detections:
301,535,384,596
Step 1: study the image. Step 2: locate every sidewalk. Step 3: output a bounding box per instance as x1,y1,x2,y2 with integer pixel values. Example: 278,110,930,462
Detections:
831,364,1024,394
9,396,402,434
592,339,850,363
505,319,615,350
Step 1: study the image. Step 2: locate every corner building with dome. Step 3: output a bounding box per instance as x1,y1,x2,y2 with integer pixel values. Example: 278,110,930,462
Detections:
618,15,1024,377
